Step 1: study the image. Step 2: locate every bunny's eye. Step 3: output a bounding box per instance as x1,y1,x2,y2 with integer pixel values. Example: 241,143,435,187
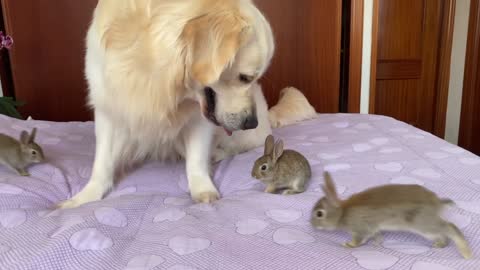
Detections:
316,210,325,218
31,150,37,155
260,164,267,171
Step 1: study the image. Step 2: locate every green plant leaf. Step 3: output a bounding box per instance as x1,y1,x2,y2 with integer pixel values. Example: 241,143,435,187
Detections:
13,101,26,106
5,104,22,119
0,96,25,119
0,106,8,116
8,99,25,106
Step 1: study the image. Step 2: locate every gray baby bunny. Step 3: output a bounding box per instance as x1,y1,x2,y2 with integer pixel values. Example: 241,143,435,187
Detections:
251,135,311,195
0,128,45,176
311,172,472,259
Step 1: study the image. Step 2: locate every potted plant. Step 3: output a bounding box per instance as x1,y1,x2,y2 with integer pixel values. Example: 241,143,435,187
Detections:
0,31,23,119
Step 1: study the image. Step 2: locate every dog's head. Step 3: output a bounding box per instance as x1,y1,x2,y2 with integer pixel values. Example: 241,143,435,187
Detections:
183,3,275,133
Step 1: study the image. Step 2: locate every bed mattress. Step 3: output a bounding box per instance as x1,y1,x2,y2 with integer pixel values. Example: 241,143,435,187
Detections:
0,114,479,270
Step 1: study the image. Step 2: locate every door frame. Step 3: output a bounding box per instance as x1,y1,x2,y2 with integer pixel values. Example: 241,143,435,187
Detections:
362,0,456,138
458,0,480,151
347,0,364,113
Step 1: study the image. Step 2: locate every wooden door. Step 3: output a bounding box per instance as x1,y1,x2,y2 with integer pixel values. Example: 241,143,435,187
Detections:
459,0,480,155
255,0,342,113
2,0,97,121
370,0,454,134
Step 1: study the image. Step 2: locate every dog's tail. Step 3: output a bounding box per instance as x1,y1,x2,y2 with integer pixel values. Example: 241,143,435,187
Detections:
268,87,317,128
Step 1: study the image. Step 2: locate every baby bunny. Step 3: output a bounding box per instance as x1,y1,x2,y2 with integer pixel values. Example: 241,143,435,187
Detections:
251,135,311,195
311,172,472,259
0,128,45,176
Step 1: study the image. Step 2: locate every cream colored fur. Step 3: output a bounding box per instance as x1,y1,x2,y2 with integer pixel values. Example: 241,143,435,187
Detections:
268,87,318,128
58,0,275,208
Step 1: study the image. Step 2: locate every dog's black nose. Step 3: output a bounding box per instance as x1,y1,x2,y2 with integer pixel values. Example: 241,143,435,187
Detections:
243,115,258,130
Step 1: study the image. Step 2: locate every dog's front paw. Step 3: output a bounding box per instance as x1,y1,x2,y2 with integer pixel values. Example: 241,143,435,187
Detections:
56,189,102,209
192,191,220,203
56,199,82,209
189,176,220,203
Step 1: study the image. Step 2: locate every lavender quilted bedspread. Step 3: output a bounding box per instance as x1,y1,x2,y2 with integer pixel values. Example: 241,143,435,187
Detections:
0,114,479,270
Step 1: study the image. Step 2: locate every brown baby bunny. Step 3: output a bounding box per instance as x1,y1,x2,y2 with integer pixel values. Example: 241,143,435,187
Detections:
0,128,45,176
251,135,311,195
311,172,472,259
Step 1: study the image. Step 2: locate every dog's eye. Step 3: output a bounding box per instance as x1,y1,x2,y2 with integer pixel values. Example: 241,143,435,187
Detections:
31,150,37,155
316,210,325,218
261,164,267,171
239,74,254,84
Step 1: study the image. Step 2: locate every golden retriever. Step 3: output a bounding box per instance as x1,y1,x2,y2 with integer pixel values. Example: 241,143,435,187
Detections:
58,0,275,208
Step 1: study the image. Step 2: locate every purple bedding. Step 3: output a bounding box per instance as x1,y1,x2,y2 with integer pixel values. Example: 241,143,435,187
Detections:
0,114,479,270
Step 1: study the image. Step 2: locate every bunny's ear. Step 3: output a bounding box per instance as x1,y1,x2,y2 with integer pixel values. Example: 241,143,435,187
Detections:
272,139,284,163
29,128,37,143
20,131,29,144
264,135,274,155
322,172,340,207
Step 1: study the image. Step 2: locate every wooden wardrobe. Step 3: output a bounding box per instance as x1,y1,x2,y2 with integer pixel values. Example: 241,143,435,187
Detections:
369,0,455,137
0,0,343,121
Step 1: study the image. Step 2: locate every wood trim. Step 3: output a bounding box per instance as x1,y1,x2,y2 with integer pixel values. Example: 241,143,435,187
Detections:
433,0,456,138
368,0,379,114
459,0,480,150
376,60,422,80
347,0,364,113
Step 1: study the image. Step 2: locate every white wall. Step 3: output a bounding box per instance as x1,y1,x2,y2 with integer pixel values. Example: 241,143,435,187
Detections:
360,0,374,114
445,0,471,144
360,0,471,145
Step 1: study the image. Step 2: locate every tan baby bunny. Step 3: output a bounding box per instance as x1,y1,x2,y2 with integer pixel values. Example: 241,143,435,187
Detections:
251,135,311,195
0,128,45,176
311,172,472,259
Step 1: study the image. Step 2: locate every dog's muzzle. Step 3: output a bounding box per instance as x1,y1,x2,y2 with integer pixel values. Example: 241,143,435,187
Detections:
202,87,258,133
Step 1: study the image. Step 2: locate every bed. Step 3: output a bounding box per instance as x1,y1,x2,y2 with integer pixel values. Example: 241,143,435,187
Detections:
0,114,479,270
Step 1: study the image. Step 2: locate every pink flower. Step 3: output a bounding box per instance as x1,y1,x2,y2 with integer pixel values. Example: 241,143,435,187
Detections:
0,31,13,50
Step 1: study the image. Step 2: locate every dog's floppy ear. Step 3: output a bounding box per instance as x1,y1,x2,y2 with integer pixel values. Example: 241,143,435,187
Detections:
183,12,252,85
